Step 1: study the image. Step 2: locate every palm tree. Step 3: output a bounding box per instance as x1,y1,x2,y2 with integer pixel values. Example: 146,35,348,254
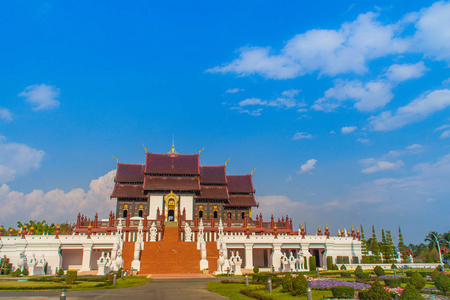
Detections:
425,231,440,251
439,231,450,248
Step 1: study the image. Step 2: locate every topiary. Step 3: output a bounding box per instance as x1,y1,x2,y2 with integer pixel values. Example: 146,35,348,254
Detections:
410,272,426,290
332,264,339,270
341,271,351,278
354,265,364,278
66,270,78,284
391,263,397,269
431,268,441,281
327,256,333,270
358,281,391,300
309,256,316,271
57,268,65,276
21,267,29,276
340,264,347,271
282,274,294,293
331,286,355,298
13,268,22,277
384,278,401,288
253,266,259,274
399,283,424,300
374,265,385,277
292,274,308,296
400,277,411,284
434,273,450,293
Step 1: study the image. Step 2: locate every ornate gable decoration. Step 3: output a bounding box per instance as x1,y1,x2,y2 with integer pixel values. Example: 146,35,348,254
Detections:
164,190,179,206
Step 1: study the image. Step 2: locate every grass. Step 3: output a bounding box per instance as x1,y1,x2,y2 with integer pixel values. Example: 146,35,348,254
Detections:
208,281,333,300
0,276,149,291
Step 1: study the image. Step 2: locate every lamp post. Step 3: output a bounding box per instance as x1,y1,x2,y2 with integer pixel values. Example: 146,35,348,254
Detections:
60,288,66,300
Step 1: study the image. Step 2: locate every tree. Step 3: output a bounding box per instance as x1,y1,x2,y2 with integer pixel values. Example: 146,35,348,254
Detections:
381,229,387,262
398,227,409,262
371,225,381,263
386,230,396,263
425,231,440,252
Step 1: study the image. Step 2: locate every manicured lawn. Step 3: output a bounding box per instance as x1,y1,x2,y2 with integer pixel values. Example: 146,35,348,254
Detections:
208,281,333,300
0,276,149,291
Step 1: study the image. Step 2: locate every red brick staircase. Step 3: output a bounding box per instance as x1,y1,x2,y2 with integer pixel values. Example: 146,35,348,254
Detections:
120,226,220,274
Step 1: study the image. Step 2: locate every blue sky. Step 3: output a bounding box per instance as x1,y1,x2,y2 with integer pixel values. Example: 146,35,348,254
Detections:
1,1,449,244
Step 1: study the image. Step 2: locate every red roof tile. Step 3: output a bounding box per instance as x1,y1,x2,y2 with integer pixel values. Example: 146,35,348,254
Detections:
200,166,227,185
145,153,200,175
227,175,255,193
224,194,257,207
115,164,145,183
143,176,201,191
111,184,147,198
195,186,229,200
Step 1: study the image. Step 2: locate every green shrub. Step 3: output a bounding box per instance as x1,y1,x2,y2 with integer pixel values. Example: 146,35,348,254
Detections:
332,264,339,270
352,256,359,264
358,281,391,300
410,272,426,290
354,265,363,277
12,268,22,277
391,263,397,269
331,286,355,298
65,270,78,284
117,267,123,278
292,274,308,296
57,268,65,276
362,256,371,263
343,256,350,264
21,267,28,276
341,271,351,278
309,257,316,271
399,283,424,300
374,265,385,277
434,273,450,293
340,264,347,271
384,278,401,288
282,274,294,292
400,277,411,284
253,266,259,274
327,256,333,270
431,268,441,281
336,256,343,264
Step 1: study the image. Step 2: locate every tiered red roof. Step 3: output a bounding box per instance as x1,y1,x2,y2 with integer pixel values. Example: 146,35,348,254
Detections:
112,151,257,208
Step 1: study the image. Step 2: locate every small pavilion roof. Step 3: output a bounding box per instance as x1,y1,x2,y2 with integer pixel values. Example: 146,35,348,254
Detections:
195,186,229,200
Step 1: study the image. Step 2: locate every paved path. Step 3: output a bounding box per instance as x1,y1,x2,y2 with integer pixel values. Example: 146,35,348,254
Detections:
0,278,229,300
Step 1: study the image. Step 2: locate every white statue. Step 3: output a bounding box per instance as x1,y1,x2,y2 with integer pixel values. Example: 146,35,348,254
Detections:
234,251,242,275
17,252,26,271
296,250,304,271
184,222,192,242
149,222,157,242
289,252,296,272
115,250,124,270
97,252,107,276
28,254,37,276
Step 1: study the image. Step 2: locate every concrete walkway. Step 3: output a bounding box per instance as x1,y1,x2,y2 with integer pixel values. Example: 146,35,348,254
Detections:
0,278,229,300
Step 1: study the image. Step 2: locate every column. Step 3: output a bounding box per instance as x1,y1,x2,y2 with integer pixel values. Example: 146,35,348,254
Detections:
79,244,93,272
244,243,253,269
271,243,282,271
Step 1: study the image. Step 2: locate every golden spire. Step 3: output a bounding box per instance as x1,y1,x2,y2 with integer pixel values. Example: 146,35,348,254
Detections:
198,147,204,156
112,155,119,165
142,143,148,154
225,158,230,167
251,168,256,176
168,136,178,154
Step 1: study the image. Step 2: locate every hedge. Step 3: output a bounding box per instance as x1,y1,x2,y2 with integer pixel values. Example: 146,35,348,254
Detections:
309,257,316,271
327,256,333,270
331,286,355,299
384,278,401,288
66,270,78,284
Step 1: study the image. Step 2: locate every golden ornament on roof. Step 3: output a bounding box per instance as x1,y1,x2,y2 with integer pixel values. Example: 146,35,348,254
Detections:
225,158,230,167
198,147,204,156
112,155,119,165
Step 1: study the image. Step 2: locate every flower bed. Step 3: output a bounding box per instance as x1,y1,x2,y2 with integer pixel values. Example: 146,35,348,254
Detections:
309,280,370,290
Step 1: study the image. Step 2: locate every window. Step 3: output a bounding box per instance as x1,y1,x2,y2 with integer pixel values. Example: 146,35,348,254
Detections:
214,211,218,219
123,210,128,218
138,205,143,218
241,211,245,219
199,210,203,219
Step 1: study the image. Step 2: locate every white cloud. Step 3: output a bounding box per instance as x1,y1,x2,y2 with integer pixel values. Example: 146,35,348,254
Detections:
413,1,450,62
0,108,13,123
207,12,408,79
385,61,428,82
299,159,317,174
0,170,116,225
313,79,394,112
238,98,267,106
18,84,60,111
342,126,357,134
435,124,450,131
406,144,424,151
282,89,300,98
360,158,404,174
286,175,293,182
357,138,371,145
293,132,313,140
440,130,450,139
369,89,450,131
226,88,244,94
443,78,450,85
231,107,263,116
0,137,45,183
267,97,298,108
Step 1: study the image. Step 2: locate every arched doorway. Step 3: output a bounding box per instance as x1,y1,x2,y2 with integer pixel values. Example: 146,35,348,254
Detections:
168,200,175,222
164,191,179,222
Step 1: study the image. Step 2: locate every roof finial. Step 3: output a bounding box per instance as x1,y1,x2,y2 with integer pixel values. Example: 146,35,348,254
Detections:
112,155,119,165
225,158,230,167
251,168,256,176
142,143,147,154
168,136,178,154
198,147,205,156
